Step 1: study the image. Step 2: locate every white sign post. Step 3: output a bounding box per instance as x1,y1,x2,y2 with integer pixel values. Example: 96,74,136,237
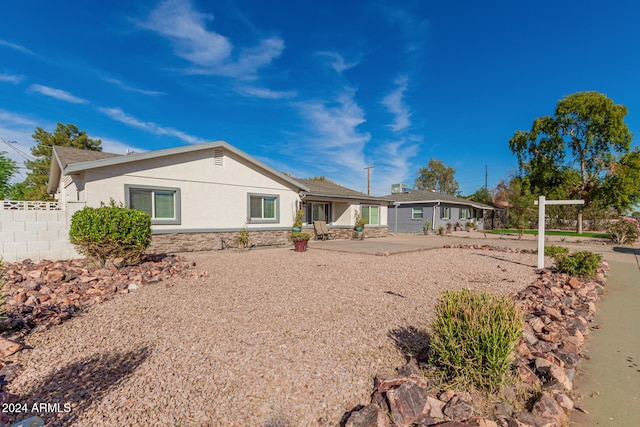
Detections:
534,196,585,269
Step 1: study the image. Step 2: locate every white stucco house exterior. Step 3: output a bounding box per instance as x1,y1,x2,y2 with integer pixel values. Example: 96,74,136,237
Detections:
46,141,389,252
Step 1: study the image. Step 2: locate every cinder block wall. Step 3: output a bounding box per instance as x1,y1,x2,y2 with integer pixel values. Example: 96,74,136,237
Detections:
0,210,80,263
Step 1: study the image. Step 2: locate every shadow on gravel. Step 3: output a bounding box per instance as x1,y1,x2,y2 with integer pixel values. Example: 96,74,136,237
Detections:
13,346,151,426
388,326,431,363
471,252,536,268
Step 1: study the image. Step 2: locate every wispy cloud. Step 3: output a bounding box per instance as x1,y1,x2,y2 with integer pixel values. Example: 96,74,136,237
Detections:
98,107,206,145
236,85,297,99
0,72,24,84
29,84,89,104
139,0,283,79
0,39,37,56
103,78,166,96
0,110,38,128
295,87,370,172
382,75,411,132
317,52,359,74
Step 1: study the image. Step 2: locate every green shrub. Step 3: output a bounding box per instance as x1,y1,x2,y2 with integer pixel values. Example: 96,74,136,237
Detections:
555,251,602,277
608,217,640,244
430,289,523,392
543,245,569,258
70,205,151,267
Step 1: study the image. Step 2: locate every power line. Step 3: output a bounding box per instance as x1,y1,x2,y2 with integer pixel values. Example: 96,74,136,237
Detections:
1,137,34,161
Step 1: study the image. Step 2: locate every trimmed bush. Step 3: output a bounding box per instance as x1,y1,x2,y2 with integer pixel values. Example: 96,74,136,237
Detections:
430,289,523,392
555,251,602,278
544,245,569,258
70,206,151,267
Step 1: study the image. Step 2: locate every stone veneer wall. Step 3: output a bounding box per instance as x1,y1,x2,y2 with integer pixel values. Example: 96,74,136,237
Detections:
150,226,388,253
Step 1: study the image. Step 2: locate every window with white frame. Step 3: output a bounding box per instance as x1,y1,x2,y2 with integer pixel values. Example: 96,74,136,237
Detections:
460,208,468,220
248,194,279,222
307,202,330,224
412,207,423,220
441,206,450,220
125,185,180,225
361,205,380,225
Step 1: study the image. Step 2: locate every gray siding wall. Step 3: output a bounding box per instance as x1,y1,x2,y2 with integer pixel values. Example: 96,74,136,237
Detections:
388,204,434,233
389,203,487,233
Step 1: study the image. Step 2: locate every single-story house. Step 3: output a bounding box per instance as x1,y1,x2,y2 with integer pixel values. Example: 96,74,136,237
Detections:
48,141,389,252
382,189,494,233
295,178,390,239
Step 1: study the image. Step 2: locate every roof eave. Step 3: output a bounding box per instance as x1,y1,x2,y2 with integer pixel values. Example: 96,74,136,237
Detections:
392,199,494,210
61,140,310,192
303,192,392,203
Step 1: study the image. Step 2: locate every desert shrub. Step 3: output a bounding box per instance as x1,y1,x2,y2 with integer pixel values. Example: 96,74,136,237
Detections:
544,245,569,258
70,205,151,267
430,289,523,392
608,217,640,245
235,227,249,248
555,251,602,277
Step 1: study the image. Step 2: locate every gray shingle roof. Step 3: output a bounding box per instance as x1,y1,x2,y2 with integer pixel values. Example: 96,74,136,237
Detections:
296,178,389,202
381,189,494,209
53,145,121,169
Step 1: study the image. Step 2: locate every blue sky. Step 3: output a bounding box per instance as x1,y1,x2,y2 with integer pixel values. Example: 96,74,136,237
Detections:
1,0,639,196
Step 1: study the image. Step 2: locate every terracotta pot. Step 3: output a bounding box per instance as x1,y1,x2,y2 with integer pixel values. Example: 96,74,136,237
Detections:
294,240,308,252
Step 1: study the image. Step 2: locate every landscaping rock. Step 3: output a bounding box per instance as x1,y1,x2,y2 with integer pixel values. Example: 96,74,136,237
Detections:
0,338,22,357
386,381,432,427
345,403,389,427
531,392,568,426
0,254,192,335
443,396,474,422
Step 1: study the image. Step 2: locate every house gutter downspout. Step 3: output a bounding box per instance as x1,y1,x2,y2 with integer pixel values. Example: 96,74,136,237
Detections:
433,201,440,231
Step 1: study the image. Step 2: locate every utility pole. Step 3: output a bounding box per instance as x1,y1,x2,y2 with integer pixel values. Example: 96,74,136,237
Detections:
364,165,375,195
485,164,488,190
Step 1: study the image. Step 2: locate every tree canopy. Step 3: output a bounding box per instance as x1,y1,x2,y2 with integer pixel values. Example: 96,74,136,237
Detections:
0,151,18,199
468,187,492,205
22,123,102,201
414,158,460,195
509,91,634,232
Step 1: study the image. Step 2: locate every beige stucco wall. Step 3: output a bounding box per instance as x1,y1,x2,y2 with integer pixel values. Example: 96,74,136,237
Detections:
74,148,301,232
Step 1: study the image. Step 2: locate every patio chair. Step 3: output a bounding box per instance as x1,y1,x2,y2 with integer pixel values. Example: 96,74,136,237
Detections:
313,221,336,240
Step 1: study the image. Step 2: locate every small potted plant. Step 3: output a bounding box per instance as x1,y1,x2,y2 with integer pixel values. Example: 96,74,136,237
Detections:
423,220,431,235
437,225,445,236
466,221,476,232
354,211,368,232
292,209,303,232
290,231,311,252
454,221,462,232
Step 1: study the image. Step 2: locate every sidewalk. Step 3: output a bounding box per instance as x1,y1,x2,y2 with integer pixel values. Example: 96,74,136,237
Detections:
570,255,640,426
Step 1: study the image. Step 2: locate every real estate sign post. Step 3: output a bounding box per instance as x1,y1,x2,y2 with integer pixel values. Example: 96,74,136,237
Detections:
534,196,585,269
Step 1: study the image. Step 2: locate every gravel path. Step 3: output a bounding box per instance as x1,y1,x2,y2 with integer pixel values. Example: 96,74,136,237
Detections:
7,247,543,426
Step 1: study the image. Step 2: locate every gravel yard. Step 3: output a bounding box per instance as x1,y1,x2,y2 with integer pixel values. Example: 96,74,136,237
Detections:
7,247,542,426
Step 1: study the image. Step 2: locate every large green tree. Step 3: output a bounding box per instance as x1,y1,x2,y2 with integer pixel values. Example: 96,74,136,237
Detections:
0,151,18,199
414,158,460,195
509,91,633,233
23,123,102,200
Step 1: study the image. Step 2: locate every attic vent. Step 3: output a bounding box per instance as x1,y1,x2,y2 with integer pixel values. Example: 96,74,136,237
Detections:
213,149,224,166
